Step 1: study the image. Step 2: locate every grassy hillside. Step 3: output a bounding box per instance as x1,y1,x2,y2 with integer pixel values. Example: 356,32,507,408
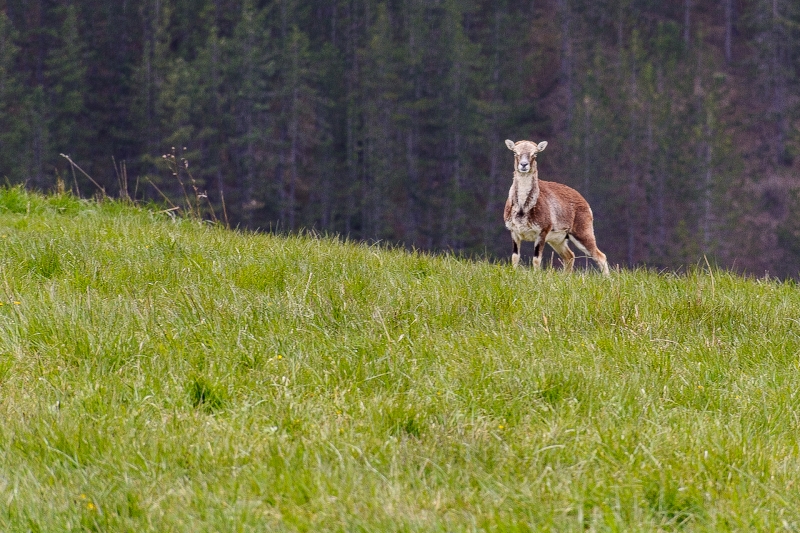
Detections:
1,187,799,531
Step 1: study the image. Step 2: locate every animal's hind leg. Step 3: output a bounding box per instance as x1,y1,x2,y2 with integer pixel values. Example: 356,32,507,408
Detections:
568,227,609,276
551,240,576,273
568,234,608,275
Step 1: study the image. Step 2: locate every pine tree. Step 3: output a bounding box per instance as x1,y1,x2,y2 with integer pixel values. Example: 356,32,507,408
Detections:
45,4,90,189
440,0,483,252
0,11,30,183
750,0,796,166
191,23,233,219
226,0,277,225
276,21,320,232
361,3,406,242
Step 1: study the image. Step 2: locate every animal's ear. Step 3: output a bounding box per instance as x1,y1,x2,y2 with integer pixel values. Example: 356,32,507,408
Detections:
537,141,548,152
505,139,516,151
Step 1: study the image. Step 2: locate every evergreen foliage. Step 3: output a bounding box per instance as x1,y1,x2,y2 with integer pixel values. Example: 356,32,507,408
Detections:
0,0,799,274
0,11,28,184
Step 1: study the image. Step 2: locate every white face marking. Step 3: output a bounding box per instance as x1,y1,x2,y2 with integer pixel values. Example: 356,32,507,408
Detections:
517,152,532,173
515,149,539,174
509,141,540,174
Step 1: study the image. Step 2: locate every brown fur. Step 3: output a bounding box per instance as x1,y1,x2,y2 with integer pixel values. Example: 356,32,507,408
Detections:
503,139,609,274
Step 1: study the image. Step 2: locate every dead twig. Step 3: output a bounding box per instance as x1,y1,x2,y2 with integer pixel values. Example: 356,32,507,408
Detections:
220,187,230,229
60,154,106,198
145,176,178,210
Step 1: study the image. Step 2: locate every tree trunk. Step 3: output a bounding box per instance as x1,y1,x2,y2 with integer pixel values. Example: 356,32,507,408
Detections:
345,0,357,237
627,48,639,266
683,0,693,46
646,102,655,260
287,26,300,232
724,0,733,63
484,4,502,248
557,0,574,131
289,84,298,231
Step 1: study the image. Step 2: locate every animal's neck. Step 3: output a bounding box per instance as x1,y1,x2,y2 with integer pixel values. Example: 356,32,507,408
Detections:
514,166,539,210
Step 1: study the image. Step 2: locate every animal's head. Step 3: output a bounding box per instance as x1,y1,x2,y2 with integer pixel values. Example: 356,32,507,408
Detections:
505,139,547,174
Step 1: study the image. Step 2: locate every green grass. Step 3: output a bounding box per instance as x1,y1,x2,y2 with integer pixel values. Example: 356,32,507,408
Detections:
1,186,800,531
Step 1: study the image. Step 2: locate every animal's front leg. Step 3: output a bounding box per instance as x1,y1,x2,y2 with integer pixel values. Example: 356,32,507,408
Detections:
511,233,522,268
531,231,548,270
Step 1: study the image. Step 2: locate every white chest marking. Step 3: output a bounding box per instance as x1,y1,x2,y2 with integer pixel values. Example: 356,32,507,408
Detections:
516,178,534,209
507,215,540,241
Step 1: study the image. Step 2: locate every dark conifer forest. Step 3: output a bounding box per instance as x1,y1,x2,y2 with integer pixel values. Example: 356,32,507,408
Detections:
1,0,798,275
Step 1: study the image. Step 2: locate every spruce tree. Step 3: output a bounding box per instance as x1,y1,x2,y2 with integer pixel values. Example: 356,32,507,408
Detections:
45,4,90,189
0,12,28,183
361,3,403,241
227,0,276,225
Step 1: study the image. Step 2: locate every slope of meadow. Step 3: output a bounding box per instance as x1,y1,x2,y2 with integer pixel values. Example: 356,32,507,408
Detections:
0,187,799,531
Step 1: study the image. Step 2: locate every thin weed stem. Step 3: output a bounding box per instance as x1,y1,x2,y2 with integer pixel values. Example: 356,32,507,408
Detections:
60,154,106,198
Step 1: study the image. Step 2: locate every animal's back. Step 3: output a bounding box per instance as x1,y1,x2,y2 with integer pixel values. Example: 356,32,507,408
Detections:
537,180,593,229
